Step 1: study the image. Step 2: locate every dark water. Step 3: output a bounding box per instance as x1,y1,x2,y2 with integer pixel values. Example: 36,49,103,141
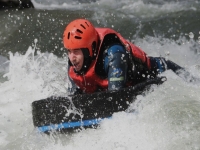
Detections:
0,0,200,58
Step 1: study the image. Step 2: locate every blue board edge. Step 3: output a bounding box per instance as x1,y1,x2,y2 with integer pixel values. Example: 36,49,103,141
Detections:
37,117,112,132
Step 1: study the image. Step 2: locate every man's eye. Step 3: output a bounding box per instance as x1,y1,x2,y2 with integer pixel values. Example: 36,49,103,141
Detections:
74,50,79,54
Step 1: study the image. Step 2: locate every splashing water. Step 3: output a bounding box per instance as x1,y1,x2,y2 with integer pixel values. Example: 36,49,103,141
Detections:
0,43,72,149
0,36,200,150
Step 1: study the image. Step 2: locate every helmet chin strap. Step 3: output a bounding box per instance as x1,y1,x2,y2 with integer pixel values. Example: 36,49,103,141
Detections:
79,48,92,74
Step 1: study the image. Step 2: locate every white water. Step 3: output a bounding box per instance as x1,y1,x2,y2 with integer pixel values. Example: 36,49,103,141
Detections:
0,36,200,150
31,0,199,17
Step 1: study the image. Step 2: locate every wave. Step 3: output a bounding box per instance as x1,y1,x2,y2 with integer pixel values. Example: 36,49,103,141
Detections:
31,0,199,14
0,35,200,149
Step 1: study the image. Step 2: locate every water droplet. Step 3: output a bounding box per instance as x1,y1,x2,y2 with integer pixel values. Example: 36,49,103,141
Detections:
165,51,170,56
198,36,200,44
189,32,194,39
34,39,38,44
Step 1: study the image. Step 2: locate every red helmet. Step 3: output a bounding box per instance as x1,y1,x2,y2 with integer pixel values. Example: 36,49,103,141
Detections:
63,19,98,57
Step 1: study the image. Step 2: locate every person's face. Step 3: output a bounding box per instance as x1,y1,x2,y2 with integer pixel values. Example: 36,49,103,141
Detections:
67,49,84,71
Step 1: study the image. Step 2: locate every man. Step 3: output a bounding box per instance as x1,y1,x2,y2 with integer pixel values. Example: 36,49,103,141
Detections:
63,19,184,94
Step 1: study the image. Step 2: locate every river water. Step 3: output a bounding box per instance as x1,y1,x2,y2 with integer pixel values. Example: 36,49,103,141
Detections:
0,0,200,150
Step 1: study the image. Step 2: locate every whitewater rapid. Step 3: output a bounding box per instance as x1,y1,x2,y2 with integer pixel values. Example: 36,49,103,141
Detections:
0,36,200,150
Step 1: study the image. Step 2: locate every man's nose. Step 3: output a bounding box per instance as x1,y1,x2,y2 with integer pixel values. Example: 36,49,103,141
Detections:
69,52,76,60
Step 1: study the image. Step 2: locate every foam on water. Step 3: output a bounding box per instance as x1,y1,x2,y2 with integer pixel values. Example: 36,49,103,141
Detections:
0,55,9,83
0,42,71,149
31,0,200,31
31,0,198,15
0,36,200,150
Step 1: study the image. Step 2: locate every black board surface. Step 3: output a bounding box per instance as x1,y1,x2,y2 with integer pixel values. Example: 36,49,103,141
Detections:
32,76,166,133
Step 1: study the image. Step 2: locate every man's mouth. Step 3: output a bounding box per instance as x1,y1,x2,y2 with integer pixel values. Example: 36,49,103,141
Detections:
73,62,79,69
74,63,78,67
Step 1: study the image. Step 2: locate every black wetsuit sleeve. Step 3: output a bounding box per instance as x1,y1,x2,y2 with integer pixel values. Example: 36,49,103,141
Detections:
104,45,128,90
149,57,184,74
149,57,200,82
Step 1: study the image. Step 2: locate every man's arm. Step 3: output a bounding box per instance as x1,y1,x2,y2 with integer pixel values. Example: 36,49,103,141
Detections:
149,57,200,83
104,44,128,90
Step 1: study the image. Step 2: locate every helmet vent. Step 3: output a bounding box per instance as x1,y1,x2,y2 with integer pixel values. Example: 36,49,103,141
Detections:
77,29,83,34
75,36,82,39
67,32,70,39
80,24,86,29
85,22,89,27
